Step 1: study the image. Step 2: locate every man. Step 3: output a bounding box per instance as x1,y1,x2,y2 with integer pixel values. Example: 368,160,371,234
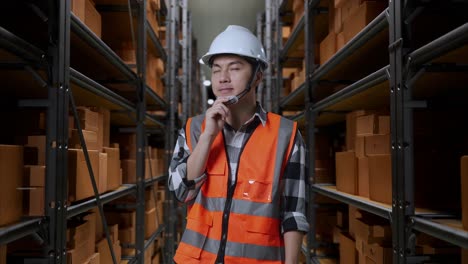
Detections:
169,25,309,264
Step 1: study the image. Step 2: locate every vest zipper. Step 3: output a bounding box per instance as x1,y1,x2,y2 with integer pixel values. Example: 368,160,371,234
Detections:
215,127,256,263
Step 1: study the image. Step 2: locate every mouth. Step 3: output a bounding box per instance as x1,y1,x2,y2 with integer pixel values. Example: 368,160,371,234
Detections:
218,88,234,95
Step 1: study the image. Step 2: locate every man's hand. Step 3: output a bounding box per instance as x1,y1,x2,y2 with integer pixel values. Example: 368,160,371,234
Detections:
204,97,230,138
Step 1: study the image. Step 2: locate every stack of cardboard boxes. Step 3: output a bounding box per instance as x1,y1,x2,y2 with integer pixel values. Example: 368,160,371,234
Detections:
320,0,386,65
336,110,391,204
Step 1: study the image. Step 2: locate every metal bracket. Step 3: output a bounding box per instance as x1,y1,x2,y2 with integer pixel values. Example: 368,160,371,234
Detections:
25,65,47,88
388,38,404,53
27,3,48,22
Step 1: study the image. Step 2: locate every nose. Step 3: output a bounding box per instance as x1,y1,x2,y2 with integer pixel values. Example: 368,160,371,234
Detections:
219,69,230,83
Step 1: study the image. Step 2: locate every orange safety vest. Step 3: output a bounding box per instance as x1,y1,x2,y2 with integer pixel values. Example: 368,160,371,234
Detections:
174,113,297,264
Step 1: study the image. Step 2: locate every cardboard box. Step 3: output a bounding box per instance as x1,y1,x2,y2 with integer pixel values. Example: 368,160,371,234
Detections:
22,187,44,216
83,213,97,257
96,239,121,264
346,110,370,151
68,149,100,202
365,243,392,264
0,244,5,264
99,153,108,193
339,232,358,264
378,116,390,134
355,136,366,158
77,107,99,132
462,249,468,264
356,114,379,136
122,159,158,183
103,147,121,191
24,165,46,187
145,207,158,239
90,107,111,151
337,31,345,50
336,151,358,195
69,129,99,151
84,0,102,38
86,253,100,264
320,32,337,65
26,136,46,166
71,0,85,21
365,134,390,156
354,217,391,244
119,227,136,255
105,210,136,228
369,154,392,204
357,157,369,198
343,1,386,43
0,145,23,226
461,156,468,230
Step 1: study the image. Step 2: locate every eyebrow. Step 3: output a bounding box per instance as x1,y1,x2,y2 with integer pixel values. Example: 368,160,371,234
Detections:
212,60,244,69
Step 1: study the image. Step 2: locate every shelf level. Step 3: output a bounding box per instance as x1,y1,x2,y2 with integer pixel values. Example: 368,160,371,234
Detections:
312,184,392,220
411,217,468,249
0,26,45,66
67,184,136,218
408,23,468,67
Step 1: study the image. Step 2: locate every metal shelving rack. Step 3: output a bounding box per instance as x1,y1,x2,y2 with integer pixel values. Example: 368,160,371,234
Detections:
0,0,174,263
271,0,468,264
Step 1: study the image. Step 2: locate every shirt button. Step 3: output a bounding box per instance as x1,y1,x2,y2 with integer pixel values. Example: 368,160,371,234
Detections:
224,213,228,219
222,234,226,240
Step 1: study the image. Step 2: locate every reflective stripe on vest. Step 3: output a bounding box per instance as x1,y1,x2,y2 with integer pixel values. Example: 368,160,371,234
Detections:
175,112,297,263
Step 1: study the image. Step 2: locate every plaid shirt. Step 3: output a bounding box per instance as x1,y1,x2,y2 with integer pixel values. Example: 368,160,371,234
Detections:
168,104,309,234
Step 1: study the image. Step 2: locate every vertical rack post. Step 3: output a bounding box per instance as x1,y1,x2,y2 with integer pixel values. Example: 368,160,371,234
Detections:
265,0,273,112
256,12,265,106
46,0,70,262
181,0,188,124
165,0,179,262
305,0,318,263
187,13,193,118
135,0,147,263
274,0,282,114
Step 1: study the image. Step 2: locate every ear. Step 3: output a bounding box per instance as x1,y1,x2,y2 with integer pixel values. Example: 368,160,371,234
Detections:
254,71,263,87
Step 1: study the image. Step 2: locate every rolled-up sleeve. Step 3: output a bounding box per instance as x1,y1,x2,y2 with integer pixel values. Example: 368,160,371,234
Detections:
281,130,310,234
168,128,207,203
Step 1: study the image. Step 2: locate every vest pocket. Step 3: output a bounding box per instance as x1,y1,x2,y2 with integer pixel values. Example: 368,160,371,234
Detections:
239,179,273,203
203,161,227,197
244,219,279,247
178,214,213,259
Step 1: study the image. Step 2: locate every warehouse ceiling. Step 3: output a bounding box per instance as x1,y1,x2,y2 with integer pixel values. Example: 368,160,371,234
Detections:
188,0,265,80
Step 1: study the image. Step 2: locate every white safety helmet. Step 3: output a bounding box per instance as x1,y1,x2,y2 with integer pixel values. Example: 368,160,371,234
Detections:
200,25,268,70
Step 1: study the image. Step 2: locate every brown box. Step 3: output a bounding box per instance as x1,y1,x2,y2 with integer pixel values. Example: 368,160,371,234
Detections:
119,227,136,255
346,110,370,151
0,145,23,226
84,0,102,38
77,107,99,132
365,243,393,264
365,134,390,156
68,149,100,202
337,31,346,51
357,157,369,198
339,232,358,264
369,154,392,204
121,159,158,183
24,165,46,187
26,135,46,166
355,136,366,158
320,32,337,65
86,253,100,264
103,147,121,191
145,207,158,239
462,249,468,264
336,151,358,195
99,153,108,193
96,239,121,264
105,210,136,228
354,217,391,244
69,129,99,151
343,1,386,43
71,0,85,20
356,114,379,136
378,116,390,134
461,156,468,230
0,244,5,264
90,107,111,151
22,187,44,216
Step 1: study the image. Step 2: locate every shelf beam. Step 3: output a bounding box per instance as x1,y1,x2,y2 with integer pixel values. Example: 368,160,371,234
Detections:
280,14,304,61
312,184,392,220
67,185,136,218
0,217,46,245
411,217,468,249
408,23,468,67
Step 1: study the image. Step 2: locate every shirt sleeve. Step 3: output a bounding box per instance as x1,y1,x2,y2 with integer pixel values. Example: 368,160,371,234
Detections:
281,130,310,234
168,127,207,203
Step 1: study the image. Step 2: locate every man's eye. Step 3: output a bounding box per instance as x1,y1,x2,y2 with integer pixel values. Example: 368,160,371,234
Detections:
230,68,240,71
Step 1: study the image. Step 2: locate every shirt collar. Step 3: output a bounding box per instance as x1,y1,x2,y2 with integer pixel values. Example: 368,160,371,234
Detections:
253,102,267,127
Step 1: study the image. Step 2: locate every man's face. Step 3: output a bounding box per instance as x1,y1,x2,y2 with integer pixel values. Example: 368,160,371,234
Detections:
211,55,253,99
